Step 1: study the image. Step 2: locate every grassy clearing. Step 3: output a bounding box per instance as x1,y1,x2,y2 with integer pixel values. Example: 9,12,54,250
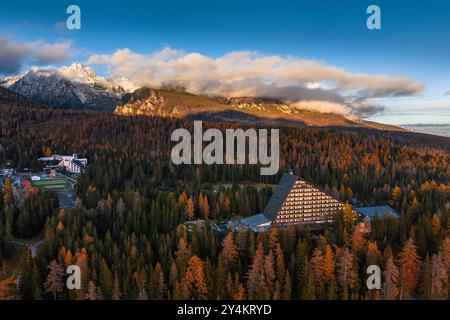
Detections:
31,179,67,187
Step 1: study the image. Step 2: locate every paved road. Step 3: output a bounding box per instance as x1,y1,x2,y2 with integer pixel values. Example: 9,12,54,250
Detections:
56,173,77,210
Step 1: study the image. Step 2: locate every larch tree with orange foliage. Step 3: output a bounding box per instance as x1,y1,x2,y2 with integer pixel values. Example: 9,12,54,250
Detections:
263,251,276,299
323,244,335,283
398,238,421,300
178,191,188,209
2,178,12,205
351,227,365,255
336,248,356,300
202,195,210,220
234,282,246,300
309,248,325,298
75,248,89,299
431,253,448,300
382,257,399,300
175,238,191,279
220,233,238,272
182,255,208,300
391,186,402,208
275,244,286,290
64,250,73,268
343,203,355,230
0,278,16,300
440,237,450,273
185,197,195,221
247,243,268,300
323,244,337,299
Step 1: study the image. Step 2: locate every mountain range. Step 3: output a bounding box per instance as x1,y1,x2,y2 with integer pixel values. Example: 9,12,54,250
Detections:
114,87,404,130
0,64,134,110
0,63,404,130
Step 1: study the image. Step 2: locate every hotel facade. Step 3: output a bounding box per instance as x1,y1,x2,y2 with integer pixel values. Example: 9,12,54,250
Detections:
272,177,345,225
232,172,353,232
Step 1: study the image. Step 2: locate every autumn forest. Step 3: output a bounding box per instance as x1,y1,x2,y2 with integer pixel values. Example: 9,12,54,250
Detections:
1,92,450,301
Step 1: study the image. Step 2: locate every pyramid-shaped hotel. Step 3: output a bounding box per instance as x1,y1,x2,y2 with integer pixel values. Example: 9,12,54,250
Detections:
231,172,397,232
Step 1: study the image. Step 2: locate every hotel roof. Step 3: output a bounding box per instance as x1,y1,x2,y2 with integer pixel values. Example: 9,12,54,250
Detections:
262,172,299,221
72,159,86,169
239,213,271,227
354,206,400,219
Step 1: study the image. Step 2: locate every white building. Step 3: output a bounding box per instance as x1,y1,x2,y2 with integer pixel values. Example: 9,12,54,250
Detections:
38,154,87,173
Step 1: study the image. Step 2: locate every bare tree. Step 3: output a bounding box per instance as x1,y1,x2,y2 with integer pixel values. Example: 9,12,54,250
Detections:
44,260,65,300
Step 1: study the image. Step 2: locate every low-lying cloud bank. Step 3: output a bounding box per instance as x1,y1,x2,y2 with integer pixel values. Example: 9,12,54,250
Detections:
86,47,423,117
0,37,71,75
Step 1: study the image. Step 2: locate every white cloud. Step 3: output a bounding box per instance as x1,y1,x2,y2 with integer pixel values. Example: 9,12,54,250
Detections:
35,42,71,64
0,37,71,74
292,101,351,116
86,47,424,117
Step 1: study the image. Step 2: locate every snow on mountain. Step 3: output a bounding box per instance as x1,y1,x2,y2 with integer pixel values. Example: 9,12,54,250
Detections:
9,68,82,108
59,63,125,95
0,64,408,132
110,76,139,93
0,75,23,88
5,63,132,110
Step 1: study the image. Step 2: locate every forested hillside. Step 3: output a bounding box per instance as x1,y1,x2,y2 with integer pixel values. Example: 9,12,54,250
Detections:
1,97,450,300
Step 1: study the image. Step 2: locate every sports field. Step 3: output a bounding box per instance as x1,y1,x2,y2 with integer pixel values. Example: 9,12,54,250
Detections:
31,179,67,188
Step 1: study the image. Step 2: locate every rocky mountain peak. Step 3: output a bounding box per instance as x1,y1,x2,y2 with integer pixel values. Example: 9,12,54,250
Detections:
6,64,124,110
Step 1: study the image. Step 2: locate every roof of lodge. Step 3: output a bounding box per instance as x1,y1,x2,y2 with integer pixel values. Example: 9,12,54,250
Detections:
238,214,271,228
354,206,400,219
38,156,57,161
72,159,86,169
262,172,299,221
230,213,271,232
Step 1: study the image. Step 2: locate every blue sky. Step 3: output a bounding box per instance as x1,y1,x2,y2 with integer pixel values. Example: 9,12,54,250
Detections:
1,0,449,125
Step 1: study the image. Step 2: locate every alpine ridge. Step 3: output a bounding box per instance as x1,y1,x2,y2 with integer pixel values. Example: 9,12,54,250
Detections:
1,63,132,110
1,64,405,131
114,87,405,130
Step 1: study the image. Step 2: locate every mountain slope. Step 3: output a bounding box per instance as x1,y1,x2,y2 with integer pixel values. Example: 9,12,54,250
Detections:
10,69,83,109
114,87,404,130
0,85,41,106
0,75,22,88
1,64,405,131
4,64,126,110
352,119,407,132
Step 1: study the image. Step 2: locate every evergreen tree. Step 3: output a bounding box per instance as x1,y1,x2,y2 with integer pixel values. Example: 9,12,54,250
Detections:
19,250,42,300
